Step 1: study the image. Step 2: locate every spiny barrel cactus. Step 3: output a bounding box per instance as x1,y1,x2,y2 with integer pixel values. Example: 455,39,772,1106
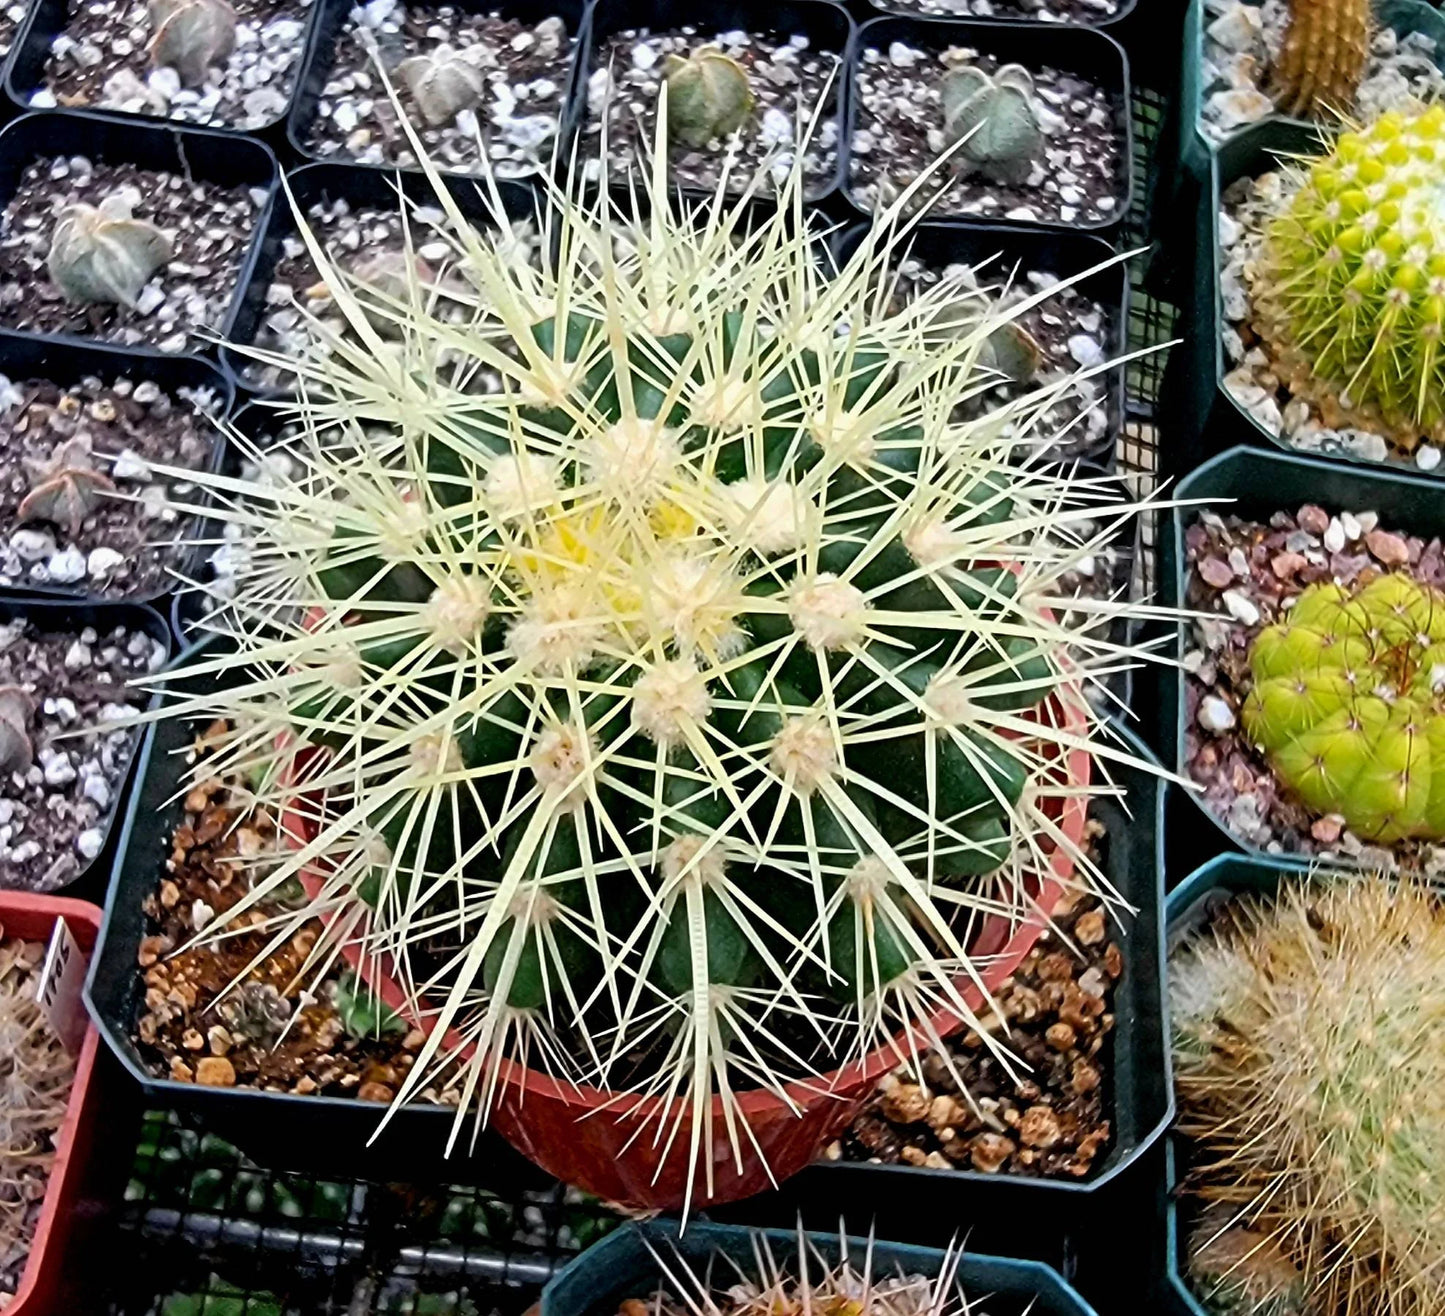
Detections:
1172,876,1445,1316
664,48,754,149
149,0,237,87
1252,107,1445,450
48,192,172,309
1242,573,1445,843
154,102,1155,1203
1271,0,1371,118
941,64,1042,187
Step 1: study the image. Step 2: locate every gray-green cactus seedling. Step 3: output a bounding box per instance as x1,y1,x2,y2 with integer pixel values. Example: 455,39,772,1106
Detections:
942,64,1043,186
399,46,485,127
18,436,118,537
149,0,237,87
48,192,172,309
0,687,32,777
664,47,754,148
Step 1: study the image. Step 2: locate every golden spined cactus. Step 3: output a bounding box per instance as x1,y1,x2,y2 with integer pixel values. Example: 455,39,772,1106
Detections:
1271,0,1372,119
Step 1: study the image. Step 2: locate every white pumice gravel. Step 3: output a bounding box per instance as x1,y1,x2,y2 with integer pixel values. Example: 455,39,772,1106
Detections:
867,0,1122,19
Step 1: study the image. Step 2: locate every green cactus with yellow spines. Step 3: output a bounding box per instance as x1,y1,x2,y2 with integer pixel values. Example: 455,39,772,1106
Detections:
1242,572,1445,842
1252,107,1445,452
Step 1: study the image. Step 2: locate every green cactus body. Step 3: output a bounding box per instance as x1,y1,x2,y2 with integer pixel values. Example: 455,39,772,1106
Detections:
1242,573,1445,842
941,64,1043,187
664,48,754,148
1254,107,1445,449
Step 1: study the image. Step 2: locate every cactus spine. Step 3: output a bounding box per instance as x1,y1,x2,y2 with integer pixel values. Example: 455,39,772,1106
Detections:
1271,0,1372,119
1172,876,1445,1316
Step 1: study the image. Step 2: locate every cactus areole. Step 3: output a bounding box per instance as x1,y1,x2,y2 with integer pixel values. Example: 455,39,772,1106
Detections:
156,95,1153,1211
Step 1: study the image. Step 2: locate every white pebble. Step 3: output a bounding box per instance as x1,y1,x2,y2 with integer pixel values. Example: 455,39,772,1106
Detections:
76,828,105,861
1222,590,1260,626
1417,445,1442,472
46,547,86,584
1324,518,1346,554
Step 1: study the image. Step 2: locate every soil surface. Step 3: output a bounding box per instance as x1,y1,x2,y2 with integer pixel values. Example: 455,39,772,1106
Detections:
849,45,1125,226
581,27,840,197
876,0,1122,18
0,374,220,598
304,0,576,178
1183,501,1445,869
0,616,164,891
0,156,266,352
35,0,311,130
829,821,1118,1179
0,1,26,61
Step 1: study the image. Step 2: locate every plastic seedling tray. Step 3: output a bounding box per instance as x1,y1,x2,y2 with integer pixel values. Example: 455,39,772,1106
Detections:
0,595,170,900
844,17,1134,235
581,0,854,206
285,0,592,182
4,0,325,143
0,111,277,356
1159,442,1445,874
543,1221,1101,1316
0,330,233,609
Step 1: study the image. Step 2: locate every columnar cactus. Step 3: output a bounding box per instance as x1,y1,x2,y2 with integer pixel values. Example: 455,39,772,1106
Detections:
1242,573,1445,843
48,192,172,309
664,48,754,148
1172,876,1445,1316
156,102,1156,1201
1251,108,1445,450
1271,0,1371,118
941,64,1043,186
149,0,237,87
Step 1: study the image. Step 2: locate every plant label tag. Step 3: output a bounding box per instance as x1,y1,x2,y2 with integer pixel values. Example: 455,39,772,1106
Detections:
37,917,88,1056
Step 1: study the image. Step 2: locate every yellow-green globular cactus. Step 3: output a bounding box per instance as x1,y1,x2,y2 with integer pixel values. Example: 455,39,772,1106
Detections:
1253,107,1445,451
664,48,754,148
1242,573,1445,843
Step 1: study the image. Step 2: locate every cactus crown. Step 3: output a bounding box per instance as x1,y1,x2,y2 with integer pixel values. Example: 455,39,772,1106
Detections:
1254,108,1445,451
1172,876,1445,1316
1271,0,1371,118
156,105,1155,1202
664,48,755,150
149,0,237,88
941,64,1043,187
0,686,32,780
398,46,485,128
47,191,172,309
18,435,117,537
1242,572,1445,843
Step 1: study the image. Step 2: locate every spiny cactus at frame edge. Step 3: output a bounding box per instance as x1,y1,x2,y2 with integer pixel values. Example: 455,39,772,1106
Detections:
1250,107,1445,452
941,64,1043,188
1242,572,1445,843
146,89,1163,1203
1171,876,1445,1316
1271,0,1371,119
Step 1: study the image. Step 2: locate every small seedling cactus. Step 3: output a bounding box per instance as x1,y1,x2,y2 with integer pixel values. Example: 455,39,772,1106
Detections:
48,192,172,309
0,687,32,777
1252,108,1445,450
335,970,407,1039
215,981,291,1047
399,46,485,128
941,64,1043,187
1171,876,1445,1316
18,436,117,537
149,0,237,88
1271,0,1371,118
1242,573,1445,843
664,48,754,149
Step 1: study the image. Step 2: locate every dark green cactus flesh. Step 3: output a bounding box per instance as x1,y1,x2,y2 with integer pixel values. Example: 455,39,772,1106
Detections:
1243,573,1445,842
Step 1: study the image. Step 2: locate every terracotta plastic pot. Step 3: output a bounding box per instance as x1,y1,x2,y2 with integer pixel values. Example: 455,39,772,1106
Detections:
282,684,1091,1211
0,893,104,1316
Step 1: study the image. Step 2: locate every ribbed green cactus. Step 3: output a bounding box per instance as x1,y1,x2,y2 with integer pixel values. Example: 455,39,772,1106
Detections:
156,98,1155,1203
1242,573,1445,843
1253,107,1445,451
664,48,754,149
1172,877,1445,1316
941,64,1042,187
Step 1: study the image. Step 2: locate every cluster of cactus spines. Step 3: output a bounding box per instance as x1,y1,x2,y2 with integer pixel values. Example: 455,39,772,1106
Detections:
1187,1219,1309,1316
941,64,1043,187
1172,876,1445,1316
1252,108,1445,450
1271,0,1371,118
48,191,172,308
149,0,237,87
399,46,485,127
19,435,117,536
1242,573,1445,843
664,48,754,149
154,96,1158,1202
0,687,32,777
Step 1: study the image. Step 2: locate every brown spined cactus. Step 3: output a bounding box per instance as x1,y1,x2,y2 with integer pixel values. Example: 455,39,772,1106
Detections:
1271,0,1371,119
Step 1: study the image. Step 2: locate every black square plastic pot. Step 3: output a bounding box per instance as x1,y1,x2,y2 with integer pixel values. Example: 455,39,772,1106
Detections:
222,160,541,394
579,0,854,206
285,0,591,182
0,330,234,609
86,641,560,1191
1158,442,1445,875
843,17,1134,235
0,593,170,898
0,110,277,355
543,1221,1099,1316
4,0,325,143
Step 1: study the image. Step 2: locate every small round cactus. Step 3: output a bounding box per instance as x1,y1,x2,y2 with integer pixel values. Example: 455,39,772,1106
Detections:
1252,107,1445,450
398,46,485,128
941,64,1043,187
0,687,33,777
48,192,172,309
664,48,754,148
149,0,237,88
1242,573,1445,843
